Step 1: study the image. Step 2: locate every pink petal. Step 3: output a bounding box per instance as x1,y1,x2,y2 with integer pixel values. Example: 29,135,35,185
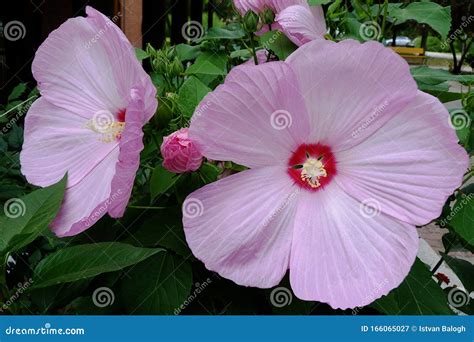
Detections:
335,91,469,226
51,148,120,237
183,166,299,287
20,98,116,188
233,0,265,15
190,62,310,168
285,39,418,151
108,87,148,218
32,6,156,120
290,182,419,309
276,5,326,46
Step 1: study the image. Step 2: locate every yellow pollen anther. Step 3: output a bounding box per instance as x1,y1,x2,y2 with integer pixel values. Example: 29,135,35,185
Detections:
300,158,327,188
86,120,125,143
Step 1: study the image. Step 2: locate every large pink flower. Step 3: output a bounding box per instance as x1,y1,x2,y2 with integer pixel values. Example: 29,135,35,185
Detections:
20,7,158,237
183,39,468,309
234,0,326,46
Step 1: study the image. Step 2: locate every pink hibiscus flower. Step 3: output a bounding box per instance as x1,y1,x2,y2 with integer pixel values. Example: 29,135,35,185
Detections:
234,0,327,46
183,39,468,309
20,7,158,237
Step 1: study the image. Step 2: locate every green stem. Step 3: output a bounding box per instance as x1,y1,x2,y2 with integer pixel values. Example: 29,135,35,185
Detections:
248,33,258,65
127,205,167,210
431,243,453,275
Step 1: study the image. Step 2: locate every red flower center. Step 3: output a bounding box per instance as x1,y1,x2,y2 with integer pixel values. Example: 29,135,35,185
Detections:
117,109,126,122
288,143,337,191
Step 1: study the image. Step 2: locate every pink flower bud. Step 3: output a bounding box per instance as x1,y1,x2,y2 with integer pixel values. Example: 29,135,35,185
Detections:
161,128,203,173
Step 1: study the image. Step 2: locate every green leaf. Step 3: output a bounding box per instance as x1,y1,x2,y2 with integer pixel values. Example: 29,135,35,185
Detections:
389,2,451,38
7,124,23,149
175,44,201,61
371,258,453,315
120,252,192,314
150,165,180,200
417,82,463,103
185,52,227,76
411,66,474,85
260,30,297,60
31,242,162,289
131,208,192,258
177,76,211,118
198,162,220,184
203,27,245,40
450,191,474,246
0,176,67,255
308,0,332,5
442,254,474,293
7,83,27,102
134,48,149,61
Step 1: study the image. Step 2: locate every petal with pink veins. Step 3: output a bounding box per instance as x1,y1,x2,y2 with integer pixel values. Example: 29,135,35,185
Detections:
289,182,419,309
335,91,469,226
51,147,120,237
20,98,116,188
285,39,418,151
32,6,156,120
190,62,310,168
276,5,326,46
183,166,300,287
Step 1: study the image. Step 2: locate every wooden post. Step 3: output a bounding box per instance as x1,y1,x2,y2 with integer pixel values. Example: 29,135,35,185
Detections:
120,0,143,48
171,0,189,44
